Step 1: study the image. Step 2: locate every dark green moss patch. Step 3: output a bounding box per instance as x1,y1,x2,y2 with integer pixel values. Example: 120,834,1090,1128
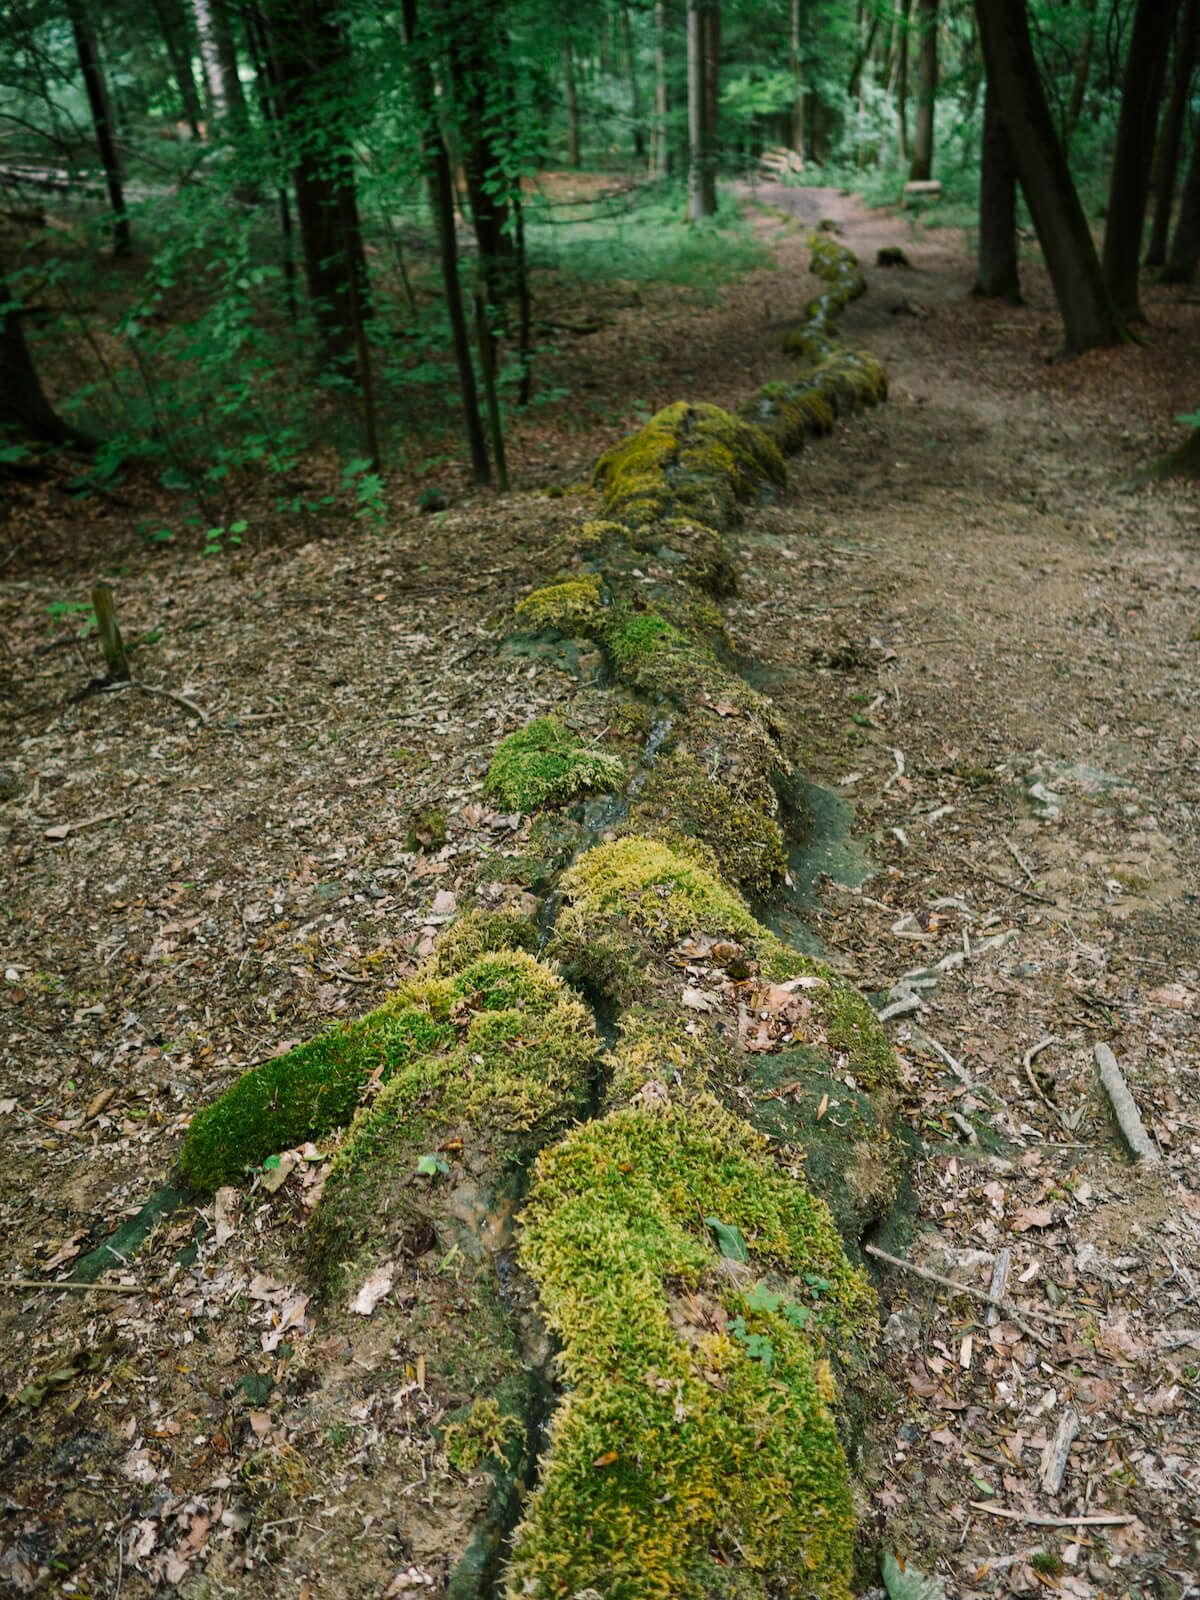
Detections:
485,717,625,812
630,751,787,900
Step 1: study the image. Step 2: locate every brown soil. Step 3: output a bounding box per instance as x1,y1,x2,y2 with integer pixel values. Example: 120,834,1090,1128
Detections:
1,185,1197,1599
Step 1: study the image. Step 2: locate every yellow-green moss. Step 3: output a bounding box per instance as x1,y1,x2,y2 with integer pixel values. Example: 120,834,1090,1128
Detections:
514,575,604,635
559,835,763,947
606,1008,713,1102
484,717,625,812
434,908,538,973
594,402,786,528
443,1398,524,1475
506,1097,874,1599
630,751,787,900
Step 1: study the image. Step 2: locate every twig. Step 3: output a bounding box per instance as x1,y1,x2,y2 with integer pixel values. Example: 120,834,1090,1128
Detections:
1006,841,1037,885
986,1246,1011,1329
2,1277,144,1295
1039,1407,1079,1494
1094,1043,1161,1165
967,1503,1134,1529
131,679,210,725
1022,1035,1067,1127
319,965,374,986
950,852,1057,906
865,1243,1066,1327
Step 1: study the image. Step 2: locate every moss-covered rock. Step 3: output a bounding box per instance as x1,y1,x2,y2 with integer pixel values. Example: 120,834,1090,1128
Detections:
484,716,625,812
514,574,604,635
594,402,786,528
505,1097,875,1600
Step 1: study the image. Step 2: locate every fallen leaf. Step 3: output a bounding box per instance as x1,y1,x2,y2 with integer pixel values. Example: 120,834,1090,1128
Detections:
1011,1206,1054,1232
350,1263,394,1316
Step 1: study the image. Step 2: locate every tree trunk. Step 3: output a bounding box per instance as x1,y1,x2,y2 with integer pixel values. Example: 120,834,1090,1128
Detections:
652,0,668,176
1147,0,1199,268
0,253,93,448
191,0,247,127
789,0,805,160
1102,0,1180,319
151,0,204,138
974,80,1020,302
265,4,370,373
619,2,646,159
66,0,131,257
896,0,910,167
444,6,514,331
687,0,719,220
1163,125,1200,281
974,0,1127,354
1062,0,1096,151
909,0,937,181
246,6,297,317
563,41,581,168
401,0,491,485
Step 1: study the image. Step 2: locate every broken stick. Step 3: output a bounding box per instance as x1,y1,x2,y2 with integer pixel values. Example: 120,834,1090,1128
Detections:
1094,1043,1161,1165
1039,1407,1079,1495
865,1243,1065,1326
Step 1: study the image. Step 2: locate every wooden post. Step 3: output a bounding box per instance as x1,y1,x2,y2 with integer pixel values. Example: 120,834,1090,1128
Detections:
91,582,130,681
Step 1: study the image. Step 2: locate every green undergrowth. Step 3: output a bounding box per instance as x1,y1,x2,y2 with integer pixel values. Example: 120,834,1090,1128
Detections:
484,716,625,812
505,1097,874,1599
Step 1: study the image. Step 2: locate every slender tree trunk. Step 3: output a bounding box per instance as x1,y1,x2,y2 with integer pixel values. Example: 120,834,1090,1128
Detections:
246,6,297,318
563,41,581,168
151,0,204,137
402,0,491,485
974,80,1020,302
652,0,668,176
848,13,881,97
0,254,93,448
790,0,805,159
191,0,246,125
66,0,131,256
619,2,646,159
974,0,1127,353
1163,125,1200,281
909,0,938,180
1102,0,1180,320
1147,0,1199,268
266,4,370,372
896,0,910,167
445,8,514,333
687,0,719,219
1062,0,1096,150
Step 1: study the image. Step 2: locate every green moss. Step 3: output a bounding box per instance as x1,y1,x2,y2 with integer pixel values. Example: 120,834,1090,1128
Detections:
606,1008,712,1101
443,1397,524,1475
514,575,604,635
739,381,836,452
484,717,625,812
558,835,763,948
630,751,787,900
600,604,771,718
506,1097,874,1599
594,402,786,528
405,805,447,853
434,909,538,973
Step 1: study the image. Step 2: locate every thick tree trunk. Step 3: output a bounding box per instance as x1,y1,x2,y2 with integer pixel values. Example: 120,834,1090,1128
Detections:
1163,126,1200,281
1062,0,1096,150
66,0,131,256
265,4,370,372
974,81,1020,303
1102,0,1180,319
974,0,1127,353
401,0,491,485
563,42,581,168
909,0,937,181
687,0,719,220
790,0,805,159
1147,0,1199,268
0,256,92,448
152,0,204,137
651,0,668,175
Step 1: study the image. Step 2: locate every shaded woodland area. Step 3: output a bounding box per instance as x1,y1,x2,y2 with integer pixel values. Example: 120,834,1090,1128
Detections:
1,4,1199,1600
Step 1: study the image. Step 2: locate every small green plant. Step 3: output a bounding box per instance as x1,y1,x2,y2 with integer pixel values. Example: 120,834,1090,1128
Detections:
416,1152,450,1177
202,519,248,557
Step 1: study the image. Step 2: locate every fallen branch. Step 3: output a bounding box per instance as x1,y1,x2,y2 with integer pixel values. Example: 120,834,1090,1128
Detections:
1094,1043,1161,1165
1039,1407,1079,1494
865,1243,1066,1327
968,1503,1135,1529
985,1246,1011,1329
131,679,210,725
2,1277,144,1295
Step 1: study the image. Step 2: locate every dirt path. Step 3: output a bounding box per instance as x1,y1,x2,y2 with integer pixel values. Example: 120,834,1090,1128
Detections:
1,187,1197,1598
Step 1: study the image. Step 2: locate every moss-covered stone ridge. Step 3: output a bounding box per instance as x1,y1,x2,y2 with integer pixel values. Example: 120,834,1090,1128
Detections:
506,1097,875,1600
484,715,625,812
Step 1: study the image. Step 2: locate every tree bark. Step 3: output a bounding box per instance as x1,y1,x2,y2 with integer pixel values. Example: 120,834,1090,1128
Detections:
563,41,581,168
0,253,93,448
401,0,491,485
651,0,668,176
974,0,1127,354
687,0,719,220
444,3,514,329
619,2,646,159
1102,0,1180,319
66,0,131,257
151,0,204,138
1062,0,1096,150
789,0,805,159
1163,124,1200,281
896,0,910,167
1147,0,1199,268
974,80,1020,302
191,0,247,127
909,0,938,181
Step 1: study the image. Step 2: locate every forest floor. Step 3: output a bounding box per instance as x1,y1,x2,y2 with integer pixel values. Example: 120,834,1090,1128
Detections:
1,181,1198,1600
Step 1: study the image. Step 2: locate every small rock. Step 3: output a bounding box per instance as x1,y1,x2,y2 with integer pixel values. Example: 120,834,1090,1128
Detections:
882,1306,922,1350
